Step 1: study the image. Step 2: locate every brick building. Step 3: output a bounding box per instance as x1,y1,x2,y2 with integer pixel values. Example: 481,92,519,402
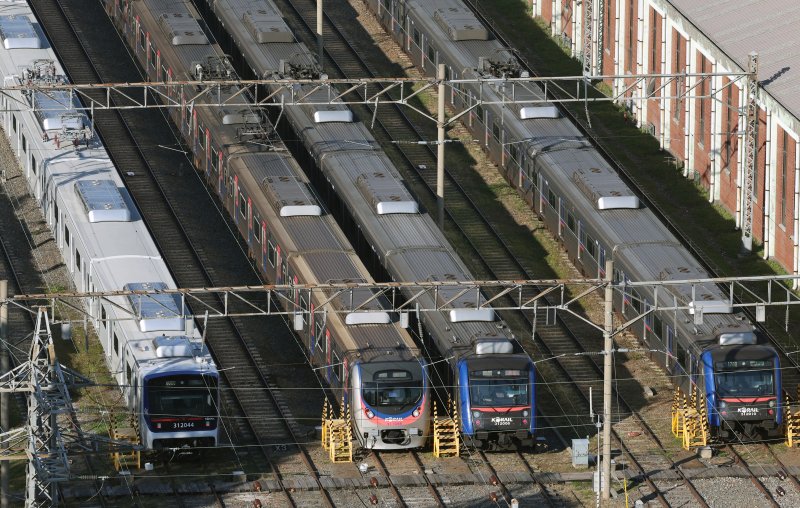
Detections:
530,0,800,279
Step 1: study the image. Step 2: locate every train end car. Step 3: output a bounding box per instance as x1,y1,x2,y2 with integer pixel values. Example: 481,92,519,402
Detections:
138,337,220,449
350,358,429,449
699,329,782,439
458,353,535,450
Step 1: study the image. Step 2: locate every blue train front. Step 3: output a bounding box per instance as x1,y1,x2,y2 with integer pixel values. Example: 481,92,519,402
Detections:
700,341,782,439
458,355,535,450
350,360,429,449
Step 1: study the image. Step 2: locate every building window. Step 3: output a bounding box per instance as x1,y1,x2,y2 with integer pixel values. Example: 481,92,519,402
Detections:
723,88,735,173
650,10,658,72
698,57,708,146
781,130,788,226
604,0,612,53
627,0,635,72
673,35,682,122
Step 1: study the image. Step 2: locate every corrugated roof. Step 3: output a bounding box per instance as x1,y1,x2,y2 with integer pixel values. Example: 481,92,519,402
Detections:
668,0,800,119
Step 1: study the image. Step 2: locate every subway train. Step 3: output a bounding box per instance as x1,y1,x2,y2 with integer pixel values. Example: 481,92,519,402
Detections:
1,3,220,449
186,0,537,449
367,0,782,439
107,0,431,450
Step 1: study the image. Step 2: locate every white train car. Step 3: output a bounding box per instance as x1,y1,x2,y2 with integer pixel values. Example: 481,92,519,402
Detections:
0,3,219,450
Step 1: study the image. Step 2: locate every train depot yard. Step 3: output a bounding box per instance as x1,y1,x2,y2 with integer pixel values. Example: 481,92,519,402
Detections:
1,0,800,506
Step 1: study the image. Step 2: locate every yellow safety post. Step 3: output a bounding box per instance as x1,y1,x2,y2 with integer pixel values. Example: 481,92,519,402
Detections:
321,398,330,450
671,388,684,438
432,398,459,458
109,414,141,471
327,398,352,463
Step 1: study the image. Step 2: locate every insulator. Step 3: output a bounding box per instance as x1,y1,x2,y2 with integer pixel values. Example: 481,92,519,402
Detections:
252,500,262,508
253,481,262,492
369,494,378,505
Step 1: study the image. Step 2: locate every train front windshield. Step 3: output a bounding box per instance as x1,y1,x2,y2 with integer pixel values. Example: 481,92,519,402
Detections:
470,369,529,407
715,360,774,397
360,363,424,415
147,374,218,418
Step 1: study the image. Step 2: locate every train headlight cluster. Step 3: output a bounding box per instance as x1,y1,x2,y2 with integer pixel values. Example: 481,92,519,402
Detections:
365,409,375,419
719,401,727,409
412,408,420,417
769,400,776,408
523,410,529,417
472,411,481,427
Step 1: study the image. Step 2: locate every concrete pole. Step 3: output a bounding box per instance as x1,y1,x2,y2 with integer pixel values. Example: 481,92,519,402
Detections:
317,0,324,72
601,260,613,500
437,63,446,230
1,280,8,508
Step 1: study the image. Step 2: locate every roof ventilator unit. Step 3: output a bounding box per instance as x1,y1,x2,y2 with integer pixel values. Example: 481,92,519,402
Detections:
688,300,733,315
159,12,209,46
572,167,640,210
0,15,42,49
474,339,514,355
262,175,322,217
75,180,131,223
519,105,560,120
450,308,495,323
433,6,489,41
277,59,322,80
356,172,419,214
314,109,354,123
152,335,196,358
242,9,294,43
345,312,392,325
718,331,757,346
125,282,185,332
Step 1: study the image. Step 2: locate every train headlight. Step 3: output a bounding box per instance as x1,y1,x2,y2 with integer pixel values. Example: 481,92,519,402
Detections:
412,408,420,418
365,409,375,419
472,411,481,419
719,401,727,409
523,410,529,417
769,400,776,408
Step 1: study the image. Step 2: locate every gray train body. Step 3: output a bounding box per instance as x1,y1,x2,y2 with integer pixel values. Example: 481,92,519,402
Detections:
367,0,782,438
193,0,536,448
109,0,430,450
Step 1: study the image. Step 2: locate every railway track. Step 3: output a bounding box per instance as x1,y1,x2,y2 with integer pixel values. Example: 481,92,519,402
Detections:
222,0,726,504
28,1,340,506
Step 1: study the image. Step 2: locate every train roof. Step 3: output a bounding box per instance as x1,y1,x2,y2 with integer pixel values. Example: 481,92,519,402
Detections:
0,2,213,374
137,0,419,358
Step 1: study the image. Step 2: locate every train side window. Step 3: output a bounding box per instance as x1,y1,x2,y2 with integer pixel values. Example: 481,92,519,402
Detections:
228,176,234,197
239,192,247,218
113,333,119,355
427,45,435,65
315,320,324,351
299,295,308,324
11,115,16,133
332,350,342,381
547,189,557,210
101,305,107,322
566,212,576,233
21,134,26,154
75,250,81,272
126,363,132,387
585,236,597,259
630,290,641,312
31,156,36,175
492,121,501,141
653,314,663,339
267,238,276,267
64,225,70,247
412,28,420,48
254,214,262,244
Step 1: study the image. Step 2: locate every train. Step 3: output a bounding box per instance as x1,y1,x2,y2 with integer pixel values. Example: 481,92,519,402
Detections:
187,0,537,450
106,0,431,450
366,0,782,439
1,3,220,449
